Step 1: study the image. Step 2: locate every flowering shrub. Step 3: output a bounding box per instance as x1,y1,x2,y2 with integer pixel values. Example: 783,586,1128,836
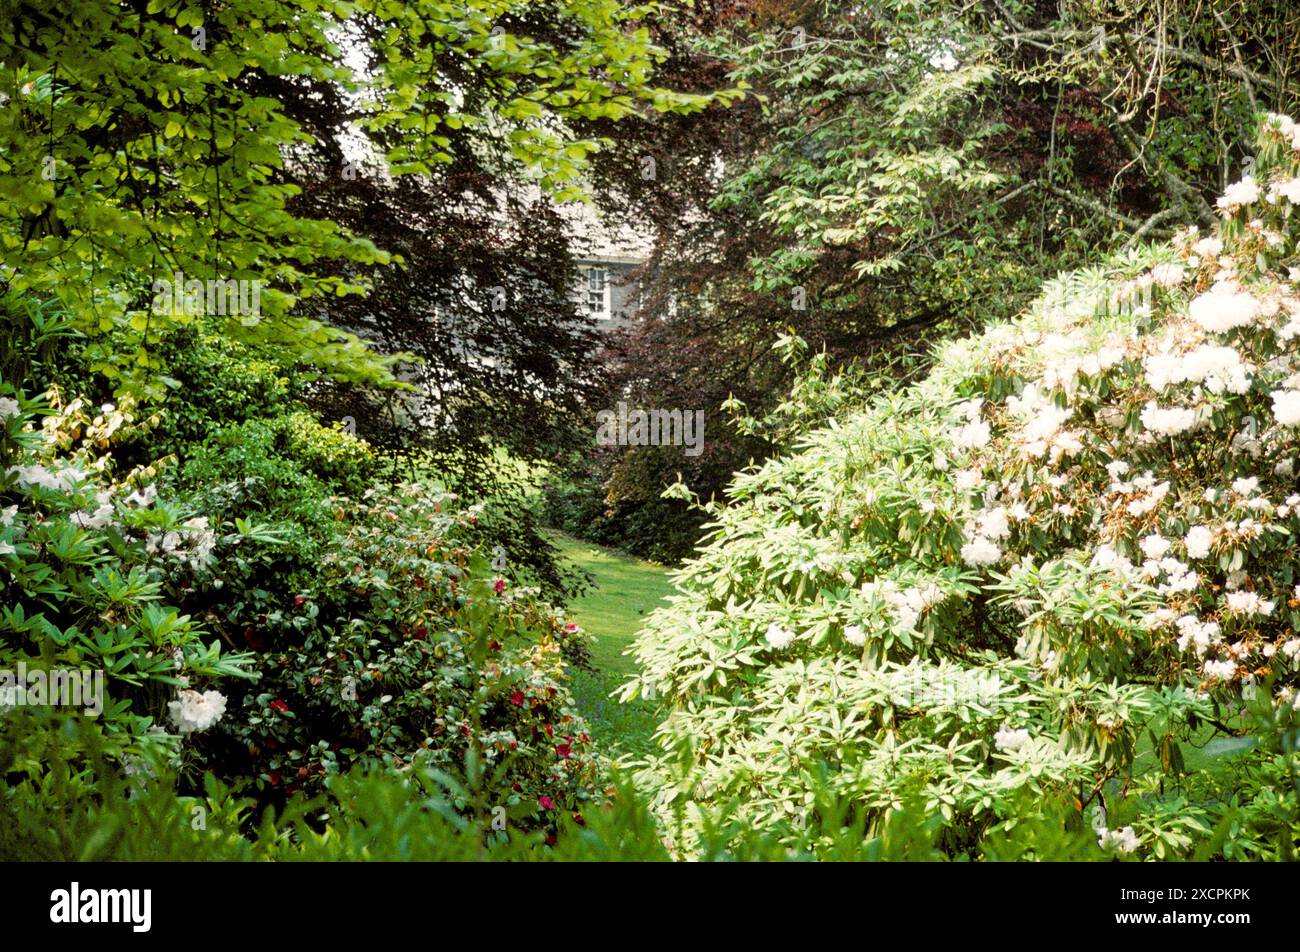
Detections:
0,327,254,777
187,482,604,823
623,115,1300,859
2,300,602,833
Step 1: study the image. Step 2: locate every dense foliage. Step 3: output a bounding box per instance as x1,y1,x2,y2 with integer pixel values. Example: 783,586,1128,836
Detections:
558,0,1300,562
6,0,1300,867
622,116,1300,859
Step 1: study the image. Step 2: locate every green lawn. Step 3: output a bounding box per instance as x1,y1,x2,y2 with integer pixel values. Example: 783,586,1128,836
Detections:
550,531,674,759
550,531,675,677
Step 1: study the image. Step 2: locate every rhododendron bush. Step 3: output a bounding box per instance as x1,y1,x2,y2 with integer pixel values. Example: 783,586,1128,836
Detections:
0,366,255,773
0,301,605,832
193,482,604,817
623,116,1300,858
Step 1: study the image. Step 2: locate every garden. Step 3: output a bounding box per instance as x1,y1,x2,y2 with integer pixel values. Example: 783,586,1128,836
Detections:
1,0,1299,878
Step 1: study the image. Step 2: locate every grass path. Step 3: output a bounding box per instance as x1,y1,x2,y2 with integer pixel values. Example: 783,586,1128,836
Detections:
549,532,674,758
550,532,676,675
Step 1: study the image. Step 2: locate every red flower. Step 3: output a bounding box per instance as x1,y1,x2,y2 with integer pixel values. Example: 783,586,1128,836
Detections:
293,596,306,607
269,699,289,714
510,690,525,707
267,770,281,787
538,795,555,811
555,742,572,759
493,578,506,594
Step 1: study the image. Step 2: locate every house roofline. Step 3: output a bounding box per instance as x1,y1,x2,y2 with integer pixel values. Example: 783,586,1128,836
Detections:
574,255,646,267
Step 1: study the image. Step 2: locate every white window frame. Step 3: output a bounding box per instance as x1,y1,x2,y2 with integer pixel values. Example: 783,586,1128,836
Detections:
585,266,610,319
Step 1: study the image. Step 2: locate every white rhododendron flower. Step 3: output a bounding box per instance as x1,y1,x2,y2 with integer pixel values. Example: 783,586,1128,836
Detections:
73,503,115,530
1176,615,1221,656
1232,476,1259,495
1140,402,1196,437
1203,658,1238,681
0,397,19,420
1188,285,1260,332
1217,176,1261,211
1269,177,1300,204
8,464,84,492
1151,263,1185,287
1224,591,1274,616
168,689,227,733
1140,534,1170,560
1098,825,1140,853
1184,525,1213,559
844,624,866,647
764,623,796,650
994,726,1030,752
1272,389,1300,425
976,507,1010,541
961,536,1001,567
1192,236,1224,258
125,484,158,508
952,418,991,450
1091,544,1136,577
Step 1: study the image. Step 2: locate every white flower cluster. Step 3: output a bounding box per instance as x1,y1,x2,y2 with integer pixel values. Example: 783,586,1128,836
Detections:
764,623,796,650
1265,112,1300,154
167,689,227,734
1271,389,1300,425
961,504,1012,567
1187,284,1260,333
1006,384,1083,460
1174,615,1222,657
146,516,217,572
1139,402,1197,437
994,725,1031,752
1120,473,1170,517
1202,658,1238,681
1216,175,1261,212
1184,525,1213,560
1097,823,1140,853
7,463,87,493
949,397,990,450
72,489,116,530
860,579,944,633
1144,343,1251,395
1223,591,1275,616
